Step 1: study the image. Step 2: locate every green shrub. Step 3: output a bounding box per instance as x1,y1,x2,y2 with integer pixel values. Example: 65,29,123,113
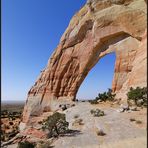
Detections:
89,88,116,104
98,88,116,102
90,109,95,114
89,99,98,104
42,112,69,138
90,109,105,117
72,118,84,126
127,87,147,107
76,119,84,125
17,141,35,148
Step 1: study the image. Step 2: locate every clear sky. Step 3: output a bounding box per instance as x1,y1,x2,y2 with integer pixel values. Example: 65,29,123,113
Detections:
2,0,116,101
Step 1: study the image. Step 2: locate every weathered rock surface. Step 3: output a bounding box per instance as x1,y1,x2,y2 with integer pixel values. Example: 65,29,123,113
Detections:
22,0,147,126
53,102,147,148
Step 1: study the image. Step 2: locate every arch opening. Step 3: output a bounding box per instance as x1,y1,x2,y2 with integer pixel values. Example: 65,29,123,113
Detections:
76,52,116,101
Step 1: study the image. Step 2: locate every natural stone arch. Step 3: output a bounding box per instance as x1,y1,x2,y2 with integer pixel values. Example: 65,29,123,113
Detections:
74,32,139,98
21,0,147,126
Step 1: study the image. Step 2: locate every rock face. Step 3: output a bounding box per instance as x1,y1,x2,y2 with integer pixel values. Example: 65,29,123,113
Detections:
22,0,147,126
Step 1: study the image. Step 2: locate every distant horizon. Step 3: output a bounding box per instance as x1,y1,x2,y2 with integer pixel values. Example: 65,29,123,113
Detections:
1,100,25,105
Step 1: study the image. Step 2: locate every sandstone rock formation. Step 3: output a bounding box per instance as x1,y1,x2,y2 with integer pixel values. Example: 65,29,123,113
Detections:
21,0,147,127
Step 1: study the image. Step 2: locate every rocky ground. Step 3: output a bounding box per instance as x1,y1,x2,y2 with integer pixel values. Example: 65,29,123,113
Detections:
3,101,147,148
52,101,147,148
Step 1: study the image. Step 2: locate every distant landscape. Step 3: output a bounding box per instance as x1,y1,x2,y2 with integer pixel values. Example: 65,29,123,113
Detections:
1,101,25,142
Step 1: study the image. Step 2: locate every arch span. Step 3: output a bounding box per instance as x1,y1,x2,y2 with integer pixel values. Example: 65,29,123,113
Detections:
22,0,147,125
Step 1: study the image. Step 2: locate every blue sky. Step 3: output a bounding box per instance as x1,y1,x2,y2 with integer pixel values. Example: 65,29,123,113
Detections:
2,0,116,101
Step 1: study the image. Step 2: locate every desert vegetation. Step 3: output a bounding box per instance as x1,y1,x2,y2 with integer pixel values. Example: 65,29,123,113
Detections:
41,112,69,138
129,118,143,124
72,118,84,126
35,140,53,148
17,140,53,148
127,87,147,107
90,109,105,117
1,110,22,119
17,141,35,148
1,103,23,142
89,88,116,104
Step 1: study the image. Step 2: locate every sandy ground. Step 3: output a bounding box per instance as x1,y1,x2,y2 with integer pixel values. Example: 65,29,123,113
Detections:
51,102,147,148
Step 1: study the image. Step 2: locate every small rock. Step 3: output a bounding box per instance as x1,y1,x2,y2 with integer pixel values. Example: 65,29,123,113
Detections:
123,105,129,110
120,104,129,112
61,105,67,111
26,135,31,138
136,99,144,106
119,108,124,113
143,94,147,98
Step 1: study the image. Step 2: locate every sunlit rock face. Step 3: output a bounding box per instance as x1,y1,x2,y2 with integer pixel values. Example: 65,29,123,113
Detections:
22,0,147,125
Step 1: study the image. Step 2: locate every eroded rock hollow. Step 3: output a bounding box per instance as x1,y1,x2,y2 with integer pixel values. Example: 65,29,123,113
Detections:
22,0,147,126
